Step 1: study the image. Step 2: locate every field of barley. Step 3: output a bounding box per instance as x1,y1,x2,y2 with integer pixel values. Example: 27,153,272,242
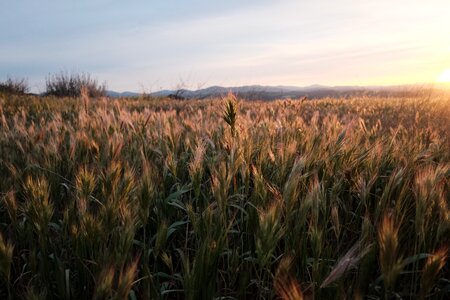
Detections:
0,92,449,299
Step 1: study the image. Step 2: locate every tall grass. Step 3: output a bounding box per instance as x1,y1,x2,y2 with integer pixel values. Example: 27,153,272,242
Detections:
0,92,449,299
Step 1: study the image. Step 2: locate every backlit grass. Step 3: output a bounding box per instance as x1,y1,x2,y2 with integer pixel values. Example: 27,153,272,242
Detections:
0,93,449,299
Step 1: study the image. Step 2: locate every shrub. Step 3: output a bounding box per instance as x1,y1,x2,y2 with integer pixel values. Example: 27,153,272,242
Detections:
45,72,106,98
0,77,29,95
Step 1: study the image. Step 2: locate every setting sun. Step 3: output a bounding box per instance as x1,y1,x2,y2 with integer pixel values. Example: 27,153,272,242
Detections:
438,69,450,83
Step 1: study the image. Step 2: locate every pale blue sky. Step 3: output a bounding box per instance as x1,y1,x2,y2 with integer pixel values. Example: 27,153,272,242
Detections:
1,0,450,92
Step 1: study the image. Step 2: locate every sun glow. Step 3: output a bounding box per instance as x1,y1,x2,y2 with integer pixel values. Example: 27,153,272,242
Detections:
437,69,450,83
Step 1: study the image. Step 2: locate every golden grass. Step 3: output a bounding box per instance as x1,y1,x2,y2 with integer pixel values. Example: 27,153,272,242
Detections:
0,93,449,299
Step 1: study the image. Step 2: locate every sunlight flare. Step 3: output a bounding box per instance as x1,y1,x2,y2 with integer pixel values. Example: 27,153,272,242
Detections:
437,69,450,83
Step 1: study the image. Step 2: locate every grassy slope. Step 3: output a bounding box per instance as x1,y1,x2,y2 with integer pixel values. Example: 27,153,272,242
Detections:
0,93,449,299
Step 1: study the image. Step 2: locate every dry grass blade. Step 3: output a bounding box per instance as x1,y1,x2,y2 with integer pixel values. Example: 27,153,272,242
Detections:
320,241,373,288
275,256,304,300
420,246,448,299
378,214,402,291
0,233,14,282
93,265,115,300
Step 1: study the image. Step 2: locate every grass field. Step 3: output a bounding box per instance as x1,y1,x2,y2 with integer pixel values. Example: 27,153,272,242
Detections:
0,93,449,299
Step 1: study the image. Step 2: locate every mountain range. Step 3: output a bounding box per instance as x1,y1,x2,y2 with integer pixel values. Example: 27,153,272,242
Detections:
106,84,433,100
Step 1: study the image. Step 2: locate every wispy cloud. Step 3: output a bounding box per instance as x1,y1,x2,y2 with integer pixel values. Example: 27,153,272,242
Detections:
1,0,450,91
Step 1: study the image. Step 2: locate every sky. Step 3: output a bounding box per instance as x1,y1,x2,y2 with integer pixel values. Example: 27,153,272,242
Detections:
1,0,450,93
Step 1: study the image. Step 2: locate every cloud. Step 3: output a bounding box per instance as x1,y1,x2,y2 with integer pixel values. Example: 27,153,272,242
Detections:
1,0,450,91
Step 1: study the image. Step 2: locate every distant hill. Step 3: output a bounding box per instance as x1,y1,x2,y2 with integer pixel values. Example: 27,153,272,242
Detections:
107,84,429,100
106,91,140,98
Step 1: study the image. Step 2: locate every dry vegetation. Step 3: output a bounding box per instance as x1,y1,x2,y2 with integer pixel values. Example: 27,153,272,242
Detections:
0,92,449,299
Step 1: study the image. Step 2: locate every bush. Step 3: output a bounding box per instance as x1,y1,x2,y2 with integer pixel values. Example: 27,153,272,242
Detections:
0,77,29,95
45,72,106,98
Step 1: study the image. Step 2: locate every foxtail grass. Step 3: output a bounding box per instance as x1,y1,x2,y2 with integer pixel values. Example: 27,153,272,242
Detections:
0,93,449,298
